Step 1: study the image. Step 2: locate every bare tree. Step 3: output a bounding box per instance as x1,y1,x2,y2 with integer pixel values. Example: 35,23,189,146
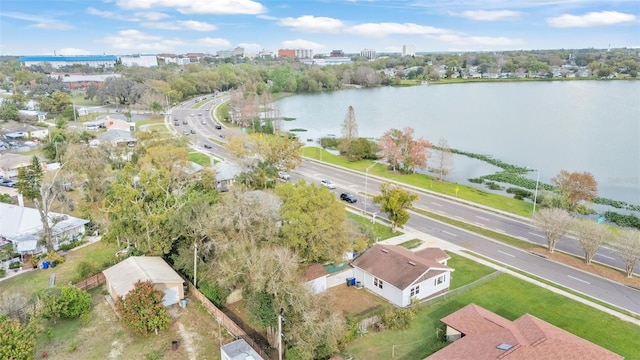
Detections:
432,138,453,181
533,208,574,253
612,229,640,277
339,105,358,159
573,218,610,264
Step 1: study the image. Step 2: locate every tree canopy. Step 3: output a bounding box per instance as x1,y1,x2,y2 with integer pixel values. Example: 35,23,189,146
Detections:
373,182,419,232
551,170,598,212
377,127,431,173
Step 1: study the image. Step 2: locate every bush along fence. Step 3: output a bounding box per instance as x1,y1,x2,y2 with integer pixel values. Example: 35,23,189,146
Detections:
188,283,272,360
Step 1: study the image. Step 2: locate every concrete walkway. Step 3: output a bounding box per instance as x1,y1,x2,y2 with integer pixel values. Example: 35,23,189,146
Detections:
378,226,640,326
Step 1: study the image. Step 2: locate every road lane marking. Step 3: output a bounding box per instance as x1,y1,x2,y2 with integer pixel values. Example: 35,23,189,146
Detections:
476,216,489,221
528,232,545,238
442,230,457,237
431,202,443,207
498,250,515,257
597,253,615,260
436,210,447,215
474,222,485,227
454,216,465,221
567,275,590,284
494,229,505,233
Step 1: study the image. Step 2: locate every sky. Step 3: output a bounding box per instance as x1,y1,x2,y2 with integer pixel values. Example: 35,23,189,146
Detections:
0,0,638,56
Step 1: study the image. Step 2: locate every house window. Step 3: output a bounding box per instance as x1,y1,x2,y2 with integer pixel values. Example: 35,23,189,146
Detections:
373,277,383,289
410,285,420,297
435,274,446,285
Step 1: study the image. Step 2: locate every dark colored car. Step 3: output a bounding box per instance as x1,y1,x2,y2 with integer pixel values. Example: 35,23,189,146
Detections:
340,192,357,203
215,124,222,130
190,129,196,134
203,144,213,149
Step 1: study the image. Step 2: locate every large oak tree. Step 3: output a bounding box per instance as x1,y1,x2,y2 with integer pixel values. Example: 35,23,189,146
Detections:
551,170,598,212
373,182,419,232
377,127,431,173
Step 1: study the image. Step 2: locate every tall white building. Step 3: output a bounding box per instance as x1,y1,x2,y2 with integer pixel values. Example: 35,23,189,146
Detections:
295,49,313,59
360,48,376,60
402,45,416,57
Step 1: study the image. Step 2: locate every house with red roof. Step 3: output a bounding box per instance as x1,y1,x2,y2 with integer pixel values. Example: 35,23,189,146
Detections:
350,244,453,307
426,303,622,360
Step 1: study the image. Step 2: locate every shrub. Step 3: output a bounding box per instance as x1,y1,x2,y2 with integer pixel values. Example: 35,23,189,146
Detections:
198,281,230,308
468,177,484,184
8,262,22,269
40,286,92,323
58,240,87,251
75,261,98,281
0,268,5,278
485,181,503,191
116,280,170,336
43,251,65,266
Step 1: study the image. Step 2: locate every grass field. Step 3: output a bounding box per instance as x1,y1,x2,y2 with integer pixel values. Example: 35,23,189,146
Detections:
343,273,640,359
346,211,400,241
189,152,211,167
301,147,533,217
0,241,120,299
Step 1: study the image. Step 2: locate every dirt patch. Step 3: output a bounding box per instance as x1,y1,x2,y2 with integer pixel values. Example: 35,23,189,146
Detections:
530,248,640,288
176,322,197,360
325,284,391,318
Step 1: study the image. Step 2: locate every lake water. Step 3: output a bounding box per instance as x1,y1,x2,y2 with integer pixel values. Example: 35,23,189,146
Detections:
278,81,640,206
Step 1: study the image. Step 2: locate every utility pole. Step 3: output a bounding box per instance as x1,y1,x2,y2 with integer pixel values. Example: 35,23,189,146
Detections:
278,314,283,360
193,244,198,288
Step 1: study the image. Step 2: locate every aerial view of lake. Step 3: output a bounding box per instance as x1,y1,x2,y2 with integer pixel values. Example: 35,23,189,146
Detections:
277,81,640,205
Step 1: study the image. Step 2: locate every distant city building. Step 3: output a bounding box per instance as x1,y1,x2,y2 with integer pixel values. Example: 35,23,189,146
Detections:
402,45,416,57
278,49,313,59
19,55,118,69
258,49,274,59
330,50,345,57
216,47,244,59
119,54,158,67
49,73,121,90
185,53,206,62
176,57,190,65
360,48,376,60
300,57,351,66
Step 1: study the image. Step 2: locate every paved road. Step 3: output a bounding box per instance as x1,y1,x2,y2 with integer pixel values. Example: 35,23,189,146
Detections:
296,160,635,275
295,161,640,314
167,96,640,314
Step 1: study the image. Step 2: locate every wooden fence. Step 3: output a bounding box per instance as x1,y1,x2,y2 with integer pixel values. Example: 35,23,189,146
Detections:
189,283,273,360
74,273,106,291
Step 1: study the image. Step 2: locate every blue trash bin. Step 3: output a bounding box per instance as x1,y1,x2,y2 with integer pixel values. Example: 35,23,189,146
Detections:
42,261,49,269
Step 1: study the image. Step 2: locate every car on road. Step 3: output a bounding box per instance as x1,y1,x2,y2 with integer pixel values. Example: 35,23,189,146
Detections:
215,124,222,130
182,120,188,125
190,129,196,134
321,179,336,189
340,192,357,203
203,144,212,149
278,171,290,180
0,179,17,188
183,130,190,135
173,121,180,126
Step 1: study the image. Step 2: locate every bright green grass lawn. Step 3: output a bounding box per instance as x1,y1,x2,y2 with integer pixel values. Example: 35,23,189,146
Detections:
397,239,423,249
0,241,119,299
189,152,211,167
346,212,401,241
301,147,533,217
446,252,496,289
344,273,639,359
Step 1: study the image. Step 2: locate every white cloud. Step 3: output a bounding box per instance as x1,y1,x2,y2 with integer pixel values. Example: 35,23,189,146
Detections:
238,42,261,52
199,37,232,48
280,39,325,50
547,11,636,28
346,22,450,37
433,34,523,49
0,12,74,30
102,29,184,51
142,20,216,31
58,48,93,55
135,11,170,21
278,15,345,33
116,0,266,15
32,22,75,30
458,10,522,21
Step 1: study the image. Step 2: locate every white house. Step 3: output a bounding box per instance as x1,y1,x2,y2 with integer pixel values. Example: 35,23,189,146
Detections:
304,263,329,294
350,244,453,307
102,256,185,307
0,203,89,255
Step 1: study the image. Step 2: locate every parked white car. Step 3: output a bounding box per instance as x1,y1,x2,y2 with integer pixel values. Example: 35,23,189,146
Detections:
278,171,290,180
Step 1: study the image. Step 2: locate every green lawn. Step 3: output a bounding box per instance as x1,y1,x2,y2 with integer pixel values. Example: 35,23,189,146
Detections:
301,147,533,217
346,212,401,241
344,273,639,359
397,239,423,249
189,152,211,167
0,241,119,299
446,252,496,289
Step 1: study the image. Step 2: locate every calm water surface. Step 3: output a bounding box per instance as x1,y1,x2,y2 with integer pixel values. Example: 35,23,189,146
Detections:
278,81,640,205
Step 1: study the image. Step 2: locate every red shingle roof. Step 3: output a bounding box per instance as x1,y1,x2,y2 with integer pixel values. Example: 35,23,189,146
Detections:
351,244,452,290
303,263,328,281
426,304,623,360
